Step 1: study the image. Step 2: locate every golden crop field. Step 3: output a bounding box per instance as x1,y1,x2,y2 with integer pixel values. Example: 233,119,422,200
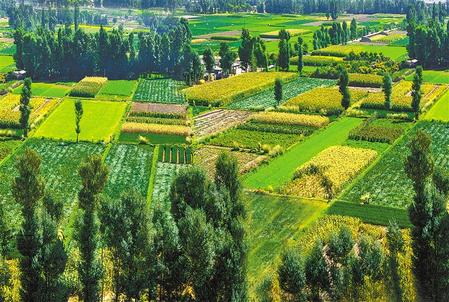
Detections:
121,122,192,136
183,72,296,106
283,145,377,199
250,111,330,128
282,86,368,115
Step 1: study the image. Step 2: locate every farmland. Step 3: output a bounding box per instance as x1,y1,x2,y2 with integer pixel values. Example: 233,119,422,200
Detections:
312,44,408,61
69,77,108,98
227,77,335,110
151,162,189,209
34,99,127,142
13,82,73,98
98,80,137,98
342,122,449,208
104,144,154,198
133,78,186,104
424,90,449,122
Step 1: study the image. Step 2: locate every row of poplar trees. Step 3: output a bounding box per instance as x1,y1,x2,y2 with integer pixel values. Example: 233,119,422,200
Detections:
1,148,247,301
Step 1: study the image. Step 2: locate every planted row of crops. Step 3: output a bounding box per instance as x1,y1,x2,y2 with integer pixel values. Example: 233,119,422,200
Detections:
194,109,252,137
104,144,154,198
158,145,192,164
184,72,296,106
70,77,107,98
282,86,368,115
151,162,189,210
342,121,449,209
282,146,378,199
360,81,447,112
227,77,335,110
348,118,410,144
133,78,186,104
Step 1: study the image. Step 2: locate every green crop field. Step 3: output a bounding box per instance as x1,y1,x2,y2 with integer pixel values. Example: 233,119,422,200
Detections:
424,90,449,122
151,162,189,210
243,117,363,189
119,132,187,144
313,44,408,61
245,192,328,298
0,55,15,72
227,77,335,110
97,80,138,98
13,82,73,98
0,139,21,162
405,70,449,84
0,139,105,235
327,201,411,227
342,121,449,209
34,99,127,142
104,144,154,198
133,78,186,104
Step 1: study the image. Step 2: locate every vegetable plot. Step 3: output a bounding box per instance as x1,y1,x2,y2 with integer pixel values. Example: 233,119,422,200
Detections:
133,78,186,104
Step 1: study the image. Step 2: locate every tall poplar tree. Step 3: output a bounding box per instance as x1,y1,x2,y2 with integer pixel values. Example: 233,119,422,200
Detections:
383,73,392,110
13,149,45,302
20,77,32,137
339,68,350,110
411,66,423,120
76,155,108,302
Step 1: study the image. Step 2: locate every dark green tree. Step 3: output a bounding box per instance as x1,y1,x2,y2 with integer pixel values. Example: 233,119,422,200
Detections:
238,29,254,71
278,249,306,301
338,68,350,110
274,78,283,107
13,149,45,302
76,155,108,302
386,221,404,302
74,99,83,143
297,36,304,75
411,65,423,119
19,77,32,137
203,47,215,76
40,195,68,302
383,73,392,110
277,31,290,71
99,191,152,301
305,239,329,301
350,18,357,40
219,42,237,77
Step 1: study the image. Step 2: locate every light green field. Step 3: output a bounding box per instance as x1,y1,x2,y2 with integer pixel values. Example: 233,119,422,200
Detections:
13,82,73,98
424,90,449,122
0,55,15,72
34,99,127,142
245,192,328,298
243,117,363,189
314,44,407,61
97,80,138,98
405,70,449,84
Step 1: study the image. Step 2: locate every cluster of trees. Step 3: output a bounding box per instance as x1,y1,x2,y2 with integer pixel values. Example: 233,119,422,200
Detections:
6,4,108,30
0,149,247,301
406,1,449,67
277,225,384,301
13,19,201,82
313,19,363,50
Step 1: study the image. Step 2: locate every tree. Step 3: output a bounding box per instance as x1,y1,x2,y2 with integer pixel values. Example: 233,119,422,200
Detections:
350,18,357,40
411,65,423,119
278,249,306,301
383,73,392,110
12,149,45,302
405,130,449,300
74,99,83,143
338,68,350,110
238,29,254,71
99,191,152,301
305,239,329,301
203,47,215,76
19,77,32,137
40,195,68,302
297,37,304,75
386,221,404,302
277,39,289,71
219,42,237,77
274,78,283,107
76,155,108,302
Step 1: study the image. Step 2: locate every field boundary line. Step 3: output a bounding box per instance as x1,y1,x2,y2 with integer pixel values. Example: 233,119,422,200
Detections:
146,145,160,208
0,138,28,167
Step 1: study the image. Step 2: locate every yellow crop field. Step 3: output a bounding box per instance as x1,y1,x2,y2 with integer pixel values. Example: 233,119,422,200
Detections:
250,112,329,128
121,122,192,136
183,72,296,106
282,86,368,115
283,146,377,199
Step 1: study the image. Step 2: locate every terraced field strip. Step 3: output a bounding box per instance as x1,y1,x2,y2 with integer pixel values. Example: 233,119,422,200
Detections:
194,109,253,138
243,117,363,189
245,192,328,299
424,89,449,122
